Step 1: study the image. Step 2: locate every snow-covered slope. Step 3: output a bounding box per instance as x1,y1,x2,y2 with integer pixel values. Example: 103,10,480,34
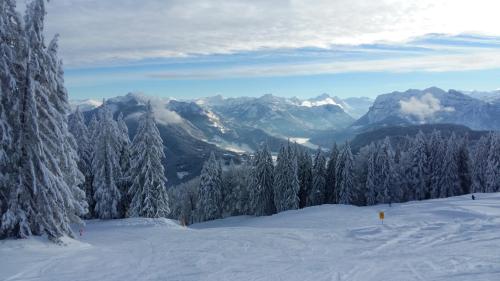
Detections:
2,193,500,281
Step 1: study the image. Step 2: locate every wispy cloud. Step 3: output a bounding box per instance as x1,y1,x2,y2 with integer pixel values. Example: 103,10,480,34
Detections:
400,93,455,120
36,0,500,67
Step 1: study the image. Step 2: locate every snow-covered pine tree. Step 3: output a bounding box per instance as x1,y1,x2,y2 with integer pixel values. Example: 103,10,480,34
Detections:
428,130,445,199
337,142,355,205
364,143,377,205
222,159,240,217
3,0,87,240
456,136,472,195
196,152,223,221
251,146,276,216
309,148,326,206
325,143,339,203
0,0,24,226
484,133,500,193
127,102,170,218
470,134,491,193
273,143,300,212
438,134,461,198
47,35,87,224
408,131,429,201
375,137,395,204
296,146,312,208
116,112,131,216
69,107,94,217
92,103,122,219
88,113,99,146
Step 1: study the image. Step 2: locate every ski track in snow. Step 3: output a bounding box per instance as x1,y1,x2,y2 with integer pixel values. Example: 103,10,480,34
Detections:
2,194,500,281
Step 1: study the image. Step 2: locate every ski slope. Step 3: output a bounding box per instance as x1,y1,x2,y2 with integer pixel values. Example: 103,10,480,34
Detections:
2,194,500,281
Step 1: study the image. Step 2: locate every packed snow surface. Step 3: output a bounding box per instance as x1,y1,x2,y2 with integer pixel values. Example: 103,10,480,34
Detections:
2,194,500,281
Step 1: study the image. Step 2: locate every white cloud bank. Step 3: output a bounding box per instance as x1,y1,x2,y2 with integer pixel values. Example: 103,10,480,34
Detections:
399,93,455,120
35,0,500,67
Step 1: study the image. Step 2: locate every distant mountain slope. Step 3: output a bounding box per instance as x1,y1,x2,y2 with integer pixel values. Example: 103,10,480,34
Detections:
353,87,500,131
198,94,356,138
84,93,292,185
463,90,500,103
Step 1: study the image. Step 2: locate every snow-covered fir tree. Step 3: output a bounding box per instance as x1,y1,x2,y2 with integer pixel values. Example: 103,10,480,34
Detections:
471,134,491,193
196,152,223,221
250,146,276,216
408,131,429,200
273,143,300,212
222,159,243,217
127,102,170,218
325,143,339,203
375,137,395,204
92,103,122,219
309,148,326,206
438,134,461,198
69,107,94,217
116,112,132,216
337,142,355,205
88,114,99,147
0,0,24,226
428,130,445,198
456,136,471,195
484,133,500,193
2,0,87,240
364,143,377,205
296,146,312,208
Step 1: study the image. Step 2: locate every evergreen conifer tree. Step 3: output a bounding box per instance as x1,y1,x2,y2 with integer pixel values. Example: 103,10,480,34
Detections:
128,102,170,218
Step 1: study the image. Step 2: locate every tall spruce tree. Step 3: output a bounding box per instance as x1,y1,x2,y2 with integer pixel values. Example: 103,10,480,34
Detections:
365,144,377,205
69,107,94,216
273,143,300,212
128,102,170,218
296,146,313,208
471,134,491,193
251,146,275,216
196,152,223,221
92,103,122,219
325,143,339,203
456,136,472,195
0,0,24,227
2,0,87,240
438,134,461,198
337,142,355,205
309,148,326,206
222,159,241,217
485,133,500,193
408,131,429,200
375,137,395,204
428,130,445,198
116,112,131,216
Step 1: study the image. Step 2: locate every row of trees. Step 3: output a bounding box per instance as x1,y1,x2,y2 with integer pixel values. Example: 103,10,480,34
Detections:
170,131,500,224
0,0,170,241
69,101,170,222
0,0,87,241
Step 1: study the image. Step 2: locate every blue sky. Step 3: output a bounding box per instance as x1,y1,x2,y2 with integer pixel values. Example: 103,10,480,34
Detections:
36,0,500,99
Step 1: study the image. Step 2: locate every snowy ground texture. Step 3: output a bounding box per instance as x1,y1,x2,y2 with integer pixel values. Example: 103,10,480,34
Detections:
2,194,500,281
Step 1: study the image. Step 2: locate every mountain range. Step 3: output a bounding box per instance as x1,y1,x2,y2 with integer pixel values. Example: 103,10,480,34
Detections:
71,87,500,185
